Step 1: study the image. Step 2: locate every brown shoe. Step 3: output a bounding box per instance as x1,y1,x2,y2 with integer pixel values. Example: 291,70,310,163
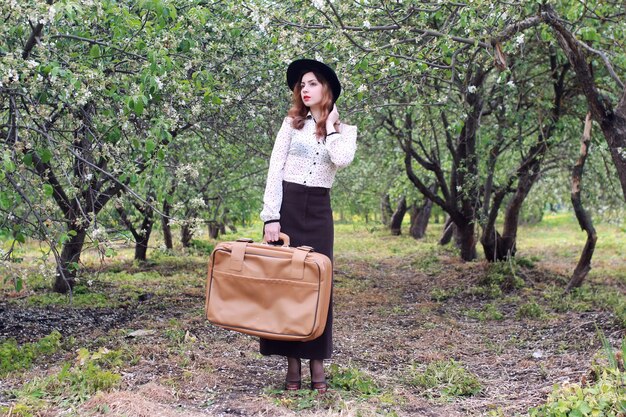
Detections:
285,380,302,391
285,357,301,391
310,380,328,394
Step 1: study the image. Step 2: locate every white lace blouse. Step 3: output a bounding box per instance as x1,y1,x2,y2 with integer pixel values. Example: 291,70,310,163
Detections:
260,114,358,222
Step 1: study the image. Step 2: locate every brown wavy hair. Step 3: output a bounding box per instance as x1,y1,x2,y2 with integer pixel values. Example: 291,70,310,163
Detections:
287,71,337,139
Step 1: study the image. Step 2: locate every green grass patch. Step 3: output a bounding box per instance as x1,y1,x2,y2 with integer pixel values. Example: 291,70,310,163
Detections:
24,289,110,308
408,359,482,398
481,261,526,291
266,388,334,412
544,285,626,326
516,299,546,319
464,303,504,321
430,287,462,301
519,213,626,283
528,336,626,417
0,331,62,376
328,363,381,396
2,346,125,415
189,239,215,255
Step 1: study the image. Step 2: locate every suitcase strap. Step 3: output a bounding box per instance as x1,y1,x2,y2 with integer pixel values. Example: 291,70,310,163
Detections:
229,241,312,280
291,246,312,279
230,241,247,271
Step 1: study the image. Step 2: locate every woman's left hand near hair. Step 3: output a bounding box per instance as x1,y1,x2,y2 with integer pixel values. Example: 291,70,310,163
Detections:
326,104,340,131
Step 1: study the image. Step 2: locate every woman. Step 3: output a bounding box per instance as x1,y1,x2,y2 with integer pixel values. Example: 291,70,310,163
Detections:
260,59,357,393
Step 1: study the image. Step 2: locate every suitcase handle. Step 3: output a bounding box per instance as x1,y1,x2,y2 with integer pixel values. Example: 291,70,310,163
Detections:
262,232,290,247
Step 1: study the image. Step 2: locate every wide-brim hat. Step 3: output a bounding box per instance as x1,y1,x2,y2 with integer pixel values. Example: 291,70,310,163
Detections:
286,59,341,103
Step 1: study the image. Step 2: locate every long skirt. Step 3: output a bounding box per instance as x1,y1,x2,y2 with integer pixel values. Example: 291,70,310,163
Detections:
259,181,334,359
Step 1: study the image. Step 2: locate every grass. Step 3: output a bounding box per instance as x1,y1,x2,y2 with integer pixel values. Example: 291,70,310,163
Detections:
407,359,482,398
518,212,626,283
328,363,381,396
464,303,505,321
0,346,125,416
516,299,546,319
0,331,62,376
543,284,626,326
529,335,626,417
0,212,624,416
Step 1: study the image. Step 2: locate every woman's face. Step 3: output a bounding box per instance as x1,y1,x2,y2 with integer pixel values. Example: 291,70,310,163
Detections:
300,72,324,108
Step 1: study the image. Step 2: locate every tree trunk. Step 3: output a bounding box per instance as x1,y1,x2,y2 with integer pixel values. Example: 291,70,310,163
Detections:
389,196,407,236
208,222,219,239
381,194,393,226
134,212,154,262
162,199,173,250
409,193,435,239
135,231,150,261
439,216,455,245
481,230,507,262
116,199,154,262
54,227,87,293
456,220,477,261
181,224,193,248
566,114,597,291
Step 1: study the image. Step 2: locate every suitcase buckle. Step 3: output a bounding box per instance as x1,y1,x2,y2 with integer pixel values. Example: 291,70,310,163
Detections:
297,245,314,251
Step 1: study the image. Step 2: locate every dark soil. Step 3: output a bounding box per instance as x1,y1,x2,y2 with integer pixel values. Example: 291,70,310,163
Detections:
0,303,138,343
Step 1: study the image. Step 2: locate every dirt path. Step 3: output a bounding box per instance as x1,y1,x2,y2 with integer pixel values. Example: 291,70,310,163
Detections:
1,251,623,417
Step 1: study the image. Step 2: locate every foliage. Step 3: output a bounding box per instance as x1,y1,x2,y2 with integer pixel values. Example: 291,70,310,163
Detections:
465,303,505,321
189,239,214,255
328,363,380,396
408,359,482,398
2,0,625,283
5,347,124,414
268,388,331,412
544,285,626,327
430,287,462,302
529,337,626,417
516,300,546,319
481,261,526,291
0,331,62,376
25,288,110,308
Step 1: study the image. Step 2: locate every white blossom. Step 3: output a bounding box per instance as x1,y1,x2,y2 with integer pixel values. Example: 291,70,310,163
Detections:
357,84,368,93
515,33,525,46
312,0,325,10
91,226,107,240
507,80,516,88
190,197,206,208
48,5,57,22
363,20,371,29
467,85,477,94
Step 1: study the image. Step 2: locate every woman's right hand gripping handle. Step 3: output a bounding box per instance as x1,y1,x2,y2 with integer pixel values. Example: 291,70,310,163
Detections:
264,222,281,243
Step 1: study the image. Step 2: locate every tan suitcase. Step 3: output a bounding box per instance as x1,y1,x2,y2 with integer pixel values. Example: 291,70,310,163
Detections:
205,233,332,341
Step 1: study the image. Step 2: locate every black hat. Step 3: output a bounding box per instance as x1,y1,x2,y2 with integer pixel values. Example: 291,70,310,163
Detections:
286,59,341,103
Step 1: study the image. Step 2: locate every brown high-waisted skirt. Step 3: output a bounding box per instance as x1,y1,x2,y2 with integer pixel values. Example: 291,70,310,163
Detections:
259,181,334,359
